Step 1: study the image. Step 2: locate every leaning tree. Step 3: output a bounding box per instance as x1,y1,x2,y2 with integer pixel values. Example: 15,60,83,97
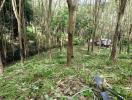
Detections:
110,0,128,60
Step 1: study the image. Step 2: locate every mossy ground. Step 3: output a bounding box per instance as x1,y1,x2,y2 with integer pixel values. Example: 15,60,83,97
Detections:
0,46,132,100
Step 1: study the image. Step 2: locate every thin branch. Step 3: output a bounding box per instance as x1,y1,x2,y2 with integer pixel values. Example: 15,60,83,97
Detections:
0,0,5,12
11,0,20,21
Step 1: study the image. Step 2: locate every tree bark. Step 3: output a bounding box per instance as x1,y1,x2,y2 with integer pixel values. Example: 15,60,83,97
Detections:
0,33,3,75
0,51,3,75
127,24,132,54
67,0,78,66
91,0,101,52
47,0,52,61
110,18,120,60
110,0,127,60
12,0,25,64
119,39,122,54
87,38,90,53
0,15,3,75
0,0,5,12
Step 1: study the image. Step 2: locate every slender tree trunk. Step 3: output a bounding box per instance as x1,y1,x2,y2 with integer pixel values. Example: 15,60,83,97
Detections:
110,18,120,60
18,21,24,63
12,0,25,64
0,0,5,12
0,15,3,75
0,35,3,75
91,0,101,52
19,0,25,63
110,0,127,60
127,24,132,54
48,36,52,60
11,40,15,62
67,9,74,65
60,37,62,51
3,35,7,62
119,41,121,54
47,0,52,61
91,29,96,52
67,33,73,65
67,0,78,66
87,38,90,53
0,51,3,75
23,18,28,58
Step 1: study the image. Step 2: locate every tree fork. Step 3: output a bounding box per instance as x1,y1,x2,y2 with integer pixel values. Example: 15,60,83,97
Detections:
12,0,25,64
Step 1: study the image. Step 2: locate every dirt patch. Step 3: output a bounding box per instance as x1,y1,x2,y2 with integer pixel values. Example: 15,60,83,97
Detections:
57,76,85,96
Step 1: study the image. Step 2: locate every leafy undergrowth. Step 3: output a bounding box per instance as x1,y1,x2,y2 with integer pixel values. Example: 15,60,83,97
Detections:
0,46,132,100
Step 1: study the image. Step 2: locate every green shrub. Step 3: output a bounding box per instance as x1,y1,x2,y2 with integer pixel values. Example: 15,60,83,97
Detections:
73,37,84,45
26,26,36,40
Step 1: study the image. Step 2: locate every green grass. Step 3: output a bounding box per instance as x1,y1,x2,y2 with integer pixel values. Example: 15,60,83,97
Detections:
0,46,132,99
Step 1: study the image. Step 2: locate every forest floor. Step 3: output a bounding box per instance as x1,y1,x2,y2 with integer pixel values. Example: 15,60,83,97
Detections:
0,45,132,100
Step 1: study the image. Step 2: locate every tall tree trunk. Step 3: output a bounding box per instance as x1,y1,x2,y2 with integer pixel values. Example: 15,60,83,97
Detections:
67,0,78,66
110,17,120,60
0,14,3,75
12,0,25,64
91,0,101,52
127,24,132,54
18,0,25,63
0,33,3,75
23,18,28,58
110,0,127,60
0,51,3,75
47,0,52,61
